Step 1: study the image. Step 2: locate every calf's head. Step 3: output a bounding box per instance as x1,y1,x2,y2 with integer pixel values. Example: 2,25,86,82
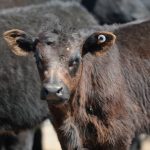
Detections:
3,29,116,105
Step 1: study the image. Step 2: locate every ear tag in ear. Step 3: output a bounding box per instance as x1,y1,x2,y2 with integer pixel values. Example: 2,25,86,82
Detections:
95,32,116,56
82,31,116,56
98,34,106,43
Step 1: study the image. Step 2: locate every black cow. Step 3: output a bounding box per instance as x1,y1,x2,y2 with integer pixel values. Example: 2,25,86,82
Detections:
81,0,150,24
3,2,150,150
142,0,150,11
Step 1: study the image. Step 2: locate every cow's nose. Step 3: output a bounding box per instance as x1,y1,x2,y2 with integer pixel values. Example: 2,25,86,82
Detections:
41,82,70,104
41,84,64,100
45,85,63,96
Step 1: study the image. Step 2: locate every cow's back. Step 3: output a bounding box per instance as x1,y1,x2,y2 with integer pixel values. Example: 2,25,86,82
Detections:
115,20,150,126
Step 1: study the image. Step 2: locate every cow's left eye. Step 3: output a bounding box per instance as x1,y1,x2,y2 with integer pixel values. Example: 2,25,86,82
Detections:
98,34,106,43
68,58,80,75
69,59,78,69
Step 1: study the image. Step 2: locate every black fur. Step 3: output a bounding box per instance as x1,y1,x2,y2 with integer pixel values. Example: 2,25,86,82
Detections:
81,0,150,25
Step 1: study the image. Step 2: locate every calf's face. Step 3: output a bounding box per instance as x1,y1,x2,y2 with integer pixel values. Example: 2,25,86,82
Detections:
3,29,116,105
34,31,84,104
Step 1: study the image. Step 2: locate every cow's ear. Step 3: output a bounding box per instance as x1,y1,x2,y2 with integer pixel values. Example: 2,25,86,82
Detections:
3,29,35,56
82,32,116,56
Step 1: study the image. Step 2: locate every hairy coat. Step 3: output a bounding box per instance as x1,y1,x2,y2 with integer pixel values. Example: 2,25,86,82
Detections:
0,0,81,10
81,0,150,24
0,0,49,9
142,0,150,11
3,1,150,150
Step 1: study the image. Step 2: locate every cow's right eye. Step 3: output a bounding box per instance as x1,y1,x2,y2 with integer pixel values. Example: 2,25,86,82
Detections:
46,41,53,45
46,37,55,45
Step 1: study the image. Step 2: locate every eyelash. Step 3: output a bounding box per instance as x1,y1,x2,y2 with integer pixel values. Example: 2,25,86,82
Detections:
46,41,54,45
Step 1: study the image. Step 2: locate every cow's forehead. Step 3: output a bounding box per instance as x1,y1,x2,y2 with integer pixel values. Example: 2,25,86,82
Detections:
37,30,84,55
39,29,83,41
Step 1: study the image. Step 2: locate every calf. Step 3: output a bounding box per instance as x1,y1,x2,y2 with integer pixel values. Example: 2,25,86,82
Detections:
3,3,150,150
0,1,97,149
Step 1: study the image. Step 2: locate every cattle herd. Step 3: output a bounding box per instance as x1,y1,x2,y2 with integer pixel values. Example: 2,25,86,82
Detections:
0,0,150,150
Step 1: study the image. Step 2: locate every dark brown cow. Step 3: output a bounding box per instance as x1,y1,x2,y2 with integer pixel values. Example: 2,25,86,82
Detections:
3,16,150,150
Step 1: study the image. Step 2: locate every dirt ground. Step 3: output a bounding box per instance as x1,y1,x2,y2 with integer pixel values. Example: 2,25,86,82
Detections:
41,120,62,150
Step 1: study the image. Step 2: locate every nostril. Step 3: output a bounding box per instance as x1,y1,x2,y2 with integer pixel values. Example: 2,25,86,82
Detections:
41,87,49,100
56,87,63,96
44,87,49,96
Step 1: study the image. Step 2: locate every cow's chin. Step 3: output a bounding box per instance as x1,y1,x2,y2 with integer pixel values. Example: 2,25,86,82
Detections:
41,92,70,105
46,97,69,105
47,99,67,105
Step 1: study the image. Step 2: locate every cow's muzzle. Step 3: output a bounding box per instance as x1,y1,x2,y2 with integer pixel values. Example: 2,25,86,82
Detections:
40,82,70,104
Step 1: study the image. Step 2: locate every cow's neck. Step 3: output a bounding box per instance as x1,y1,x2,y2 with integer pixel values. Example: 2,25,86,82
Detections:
48,49,131,149
48,90,83,149
77,50,127,118
73,51,131,146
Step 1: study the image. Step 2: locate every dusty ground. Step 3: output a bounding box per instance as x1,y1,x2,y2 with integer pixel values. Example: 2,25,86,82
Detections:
41,120,62,150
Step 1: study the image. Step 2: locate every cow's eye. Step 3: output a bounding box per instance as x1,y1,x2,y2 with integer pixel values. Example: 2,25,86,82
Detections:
46,41,54,45
68,58,80,75
69,59,78,69
46,38,55,45
98,34,106,43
